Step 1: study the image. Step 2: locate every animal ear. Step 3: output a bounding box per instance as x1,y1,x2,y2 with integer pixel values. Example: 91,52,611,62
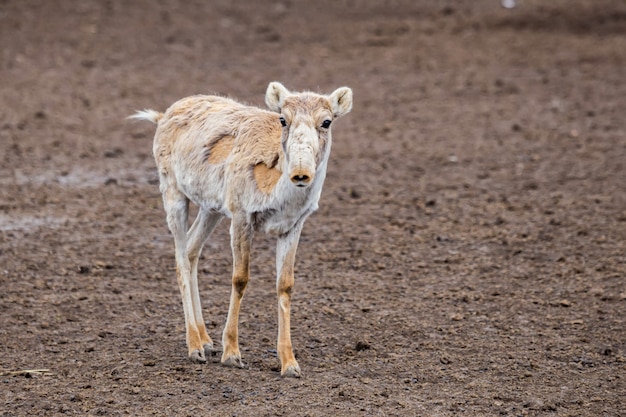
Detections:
329,87,353,118
265,82,291,113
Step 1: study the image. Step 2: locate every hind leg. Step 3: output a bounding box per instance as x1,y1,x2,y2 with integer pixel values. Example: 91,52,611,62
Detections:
186,209,224,357
162,187,208,362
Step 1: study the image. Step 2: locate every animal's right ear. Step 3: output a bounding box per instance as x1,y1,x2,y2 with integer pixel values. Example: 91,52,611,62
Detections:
265,82,291,113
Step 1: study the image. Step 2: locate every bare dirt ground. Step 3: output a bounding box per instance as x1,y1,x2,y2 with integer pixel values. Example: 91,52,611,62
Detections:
1,0,625,415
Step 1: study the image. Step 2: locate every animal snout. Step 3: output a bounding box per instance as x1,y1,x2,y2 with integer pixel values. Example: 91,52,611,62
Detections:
290,173,312,187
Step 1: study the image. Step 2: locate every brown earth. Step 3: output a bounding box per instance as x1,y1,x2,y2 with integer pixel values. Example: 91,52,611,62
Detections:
1,0,625,416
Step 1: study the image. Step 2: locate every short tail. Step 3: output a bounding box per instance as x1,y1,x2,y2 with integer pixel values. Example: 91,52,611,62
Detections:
128,109,163,124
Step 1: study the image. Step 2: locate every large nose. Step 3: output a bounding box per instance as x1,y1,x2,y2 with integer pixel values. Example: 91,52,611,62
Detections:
290,172,312,187
288,123,317,187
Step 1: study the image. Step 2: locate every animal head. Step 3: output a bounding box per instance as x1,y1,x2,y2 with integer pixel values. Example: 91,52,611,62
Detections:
265,82,352,188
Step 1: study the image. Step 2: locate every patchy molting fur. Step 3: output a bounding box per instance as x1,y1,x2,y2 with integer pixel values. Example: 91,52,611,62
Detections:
130,82,352,377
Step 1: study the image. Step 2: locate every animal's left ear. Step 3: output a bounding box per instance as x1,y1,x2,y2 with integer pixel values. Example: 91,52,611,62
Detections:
329,87,353,118
265,82,291,113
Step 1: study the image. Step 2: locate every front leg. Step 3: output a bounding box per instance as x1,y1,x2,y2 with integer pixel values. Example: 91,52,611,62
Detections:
221,213,252,368
275,221,305,377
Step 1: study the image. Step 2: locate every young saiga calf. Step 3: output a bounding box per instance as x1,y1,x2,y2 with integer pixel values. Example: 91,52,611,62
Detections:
131,82,352,377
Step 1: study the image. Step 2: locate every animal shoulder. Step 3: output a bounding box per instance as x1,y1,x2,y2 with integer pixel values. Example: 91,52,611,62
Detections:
185,96,281,173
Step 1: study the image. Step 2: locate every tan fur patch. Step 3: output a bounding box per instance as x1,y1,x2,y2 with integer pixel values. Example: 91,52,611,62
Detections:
207,135,235,164
187,323,203,352
196,321,212,346
254,162,282,194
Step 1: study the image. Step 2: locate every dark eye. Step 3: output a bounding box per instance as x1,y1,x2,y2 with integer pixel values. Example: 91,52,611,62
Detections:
321,119,332,129
279,117,287,127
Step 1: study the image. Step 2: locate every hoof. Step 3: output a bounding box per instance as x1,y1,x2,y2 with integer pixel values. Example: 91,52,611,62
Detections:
221,353,244,368
189,349,207,364
281,363,301,378
203,342,217,357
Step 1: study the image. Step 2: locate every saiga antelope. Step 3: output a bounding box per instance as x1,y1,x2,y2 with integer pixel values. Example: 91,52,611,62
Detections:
131,82,352,377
